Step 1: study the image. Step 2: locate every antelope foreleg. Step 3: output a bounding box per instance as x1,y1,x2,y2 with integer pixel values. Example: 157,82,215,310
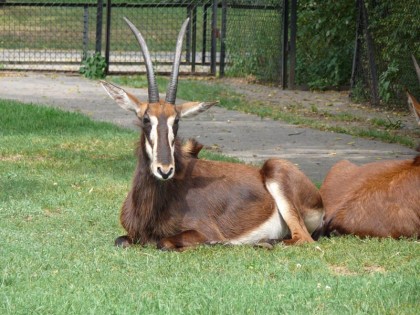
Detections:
157,230,208,252
115,235,133,248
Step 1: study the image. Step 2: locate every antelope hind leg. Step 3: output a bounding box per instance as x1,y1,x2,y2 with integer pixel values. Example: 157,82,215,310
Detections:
262,159,319,245
272,189,315,245
157,230,208,252
280,207,315,245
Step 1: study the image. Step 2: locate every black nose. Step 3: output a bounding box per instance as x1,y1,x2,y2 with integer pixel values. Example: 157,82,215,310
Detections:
157,167,173,180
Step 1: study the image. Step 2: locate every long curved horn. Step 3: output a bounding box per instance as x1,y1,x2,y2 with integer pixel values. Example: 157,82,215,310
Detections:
124,17,160,103
412,55,420,84
165,18,190,105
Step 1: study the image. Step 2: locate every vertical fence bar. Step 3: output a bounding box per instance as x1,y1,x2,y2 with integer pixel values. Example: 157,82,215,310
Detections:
202,3,209,65
95,0,103,54
82,5,89,60
361,0,379,105
104,0,111,74
350,0,362,90
191,5,197,73
281,0,289,88
210,0,218,75
288,0,296,88
219,0,227,77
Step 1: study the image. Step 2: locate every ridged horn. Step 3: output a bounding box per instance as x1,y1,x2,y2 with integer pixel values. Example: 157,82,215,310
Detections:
123,17,160,103
412,55,420,84
165,18,190,105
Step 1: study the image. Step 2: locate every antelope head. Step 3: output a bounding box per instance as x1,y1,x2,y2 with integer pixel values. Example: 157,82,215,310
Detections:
101,18,217,180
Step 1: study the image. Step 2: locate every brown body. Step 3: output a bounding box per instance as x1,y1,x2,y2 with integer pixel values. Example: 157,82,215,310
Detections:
102,18,324,251
320,157,420,238
318,89,420,239
119,135,323,250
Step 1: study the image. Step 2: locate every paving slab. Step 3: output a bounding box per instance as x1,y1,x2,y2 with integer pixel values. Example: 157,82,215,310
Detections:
0,72,417,183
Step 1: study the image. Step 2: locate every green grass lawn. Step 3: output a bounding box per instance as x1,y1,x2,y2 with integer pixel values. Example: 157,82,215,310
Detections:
1,99,419,314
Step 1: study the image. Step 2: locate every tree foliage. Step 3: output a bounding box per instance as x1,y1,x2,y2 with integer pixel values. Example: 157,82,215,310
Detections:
295,0,355,90
368,0,420,104
294,0,419,105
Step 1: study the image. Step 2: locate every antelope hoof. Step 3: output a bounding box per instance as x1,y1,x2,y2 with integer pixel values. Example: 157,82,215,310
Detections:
254,242,274,250
157,239,191,252
283,236,315,246
157,239,178,251
115,235,133,248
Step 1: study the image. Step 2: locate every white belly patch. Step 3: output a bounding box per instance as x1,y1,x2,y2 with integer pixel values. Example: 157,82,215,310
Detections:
228,208,289,245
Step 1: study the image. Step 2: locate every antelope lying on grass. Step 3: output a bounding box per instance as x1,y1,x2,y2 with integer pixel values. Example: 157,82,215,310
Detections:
101,18,324,251
318,70,420,238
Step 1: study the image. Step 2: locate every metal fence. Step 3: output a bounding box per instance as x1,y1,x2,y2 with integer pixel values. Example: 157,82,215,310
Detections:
0,1,98,71
0,0,283,77
224,1,282,81
1,0,418,107
350,0,420,106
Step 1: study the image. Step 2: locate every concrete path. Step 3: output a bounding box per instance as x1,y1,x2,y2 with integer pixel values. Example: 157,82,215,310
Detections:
0,72,417,182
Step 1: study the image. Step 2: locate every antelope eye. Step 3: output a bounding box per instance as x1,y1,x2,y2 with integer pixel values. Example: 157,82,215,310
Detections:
143,116,151,125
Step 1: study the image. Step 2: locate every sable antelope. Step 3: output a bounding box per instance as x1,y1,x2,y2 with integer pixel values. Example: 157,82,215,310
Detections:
318,57,420,239
101,17,324,251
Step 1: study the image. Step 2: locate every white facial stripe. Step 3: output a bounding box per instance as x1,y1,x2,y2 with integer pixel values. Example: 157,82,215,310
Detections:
167,116,176,162
146,115,177,180
145,139,153,163
148,116,159,176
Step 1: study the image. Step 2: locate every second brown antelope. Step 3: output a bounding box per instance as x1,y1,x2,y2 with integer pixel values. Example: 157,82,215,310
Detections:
318,57,420,239
101,18,324,251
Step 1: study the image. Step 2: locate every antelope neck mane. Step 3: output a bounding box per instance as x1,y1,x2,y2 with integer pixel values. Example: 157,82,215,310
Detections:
413,145,420,166
125,133,195,243
413,156,420,166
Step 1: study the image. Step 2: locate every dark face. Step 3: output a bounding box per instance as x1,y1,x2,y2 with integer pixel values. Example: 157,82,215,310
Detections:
140,101,180,180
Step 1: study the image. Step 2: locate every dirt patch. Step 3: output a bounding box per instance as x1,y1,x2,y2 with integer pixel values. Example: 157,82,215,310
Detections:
329,265,358,276
363,265,386,274
0,154,49,163
329,264,386,276
0,154,25,162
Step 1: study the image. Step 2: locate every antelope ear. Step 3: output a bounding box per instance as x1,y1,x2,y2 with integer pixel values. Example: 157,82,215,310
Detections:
177,101,218,118
100,81,147,116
